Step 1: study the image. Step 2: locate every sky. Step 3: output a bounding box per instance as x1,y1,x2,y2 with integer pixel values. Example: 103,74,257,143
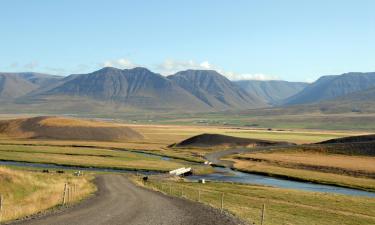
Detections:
0,0,374,82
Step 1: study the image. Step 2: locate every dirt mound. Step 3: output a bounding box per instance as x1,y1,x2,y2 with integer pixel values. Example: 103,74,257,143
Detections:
172,133,293,148
0,116,143,141
319,134,375,144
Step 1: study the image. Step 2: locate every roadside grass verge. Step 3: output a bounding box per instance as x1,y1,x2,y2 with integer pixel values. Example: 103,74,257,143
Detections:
0,167,95,222
136,177,375,225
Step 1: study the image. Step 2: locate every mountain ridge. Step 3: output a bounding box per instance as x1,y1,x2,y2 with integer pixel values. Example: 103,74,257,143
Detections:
284,72,375,105
235,80,308,105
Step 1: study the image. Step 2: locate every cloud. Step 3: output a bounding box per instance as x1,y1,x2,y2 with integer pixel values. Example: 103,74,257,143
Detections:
100,58,278,81
43,67,67,74
23,61,39,70
221,71,279,81
155,59,211,75
305,77,318,83
102,58,138,69
155,59,278,80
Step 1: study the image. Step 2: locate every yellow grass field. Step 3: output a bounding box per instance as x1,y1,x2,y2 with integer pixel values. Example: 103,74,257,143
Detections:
227,151,375,191
235,152,375,175
0,167,95,222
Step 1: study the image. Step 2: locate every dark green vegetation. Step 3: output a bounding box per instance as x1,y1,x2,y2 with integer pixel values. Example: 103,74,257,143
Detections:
319,134,375,145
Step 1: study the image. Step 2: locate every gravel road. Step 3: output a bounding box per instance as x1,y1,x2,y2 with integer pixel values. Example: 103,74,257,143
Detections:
11,175,246,225
205,145,293,167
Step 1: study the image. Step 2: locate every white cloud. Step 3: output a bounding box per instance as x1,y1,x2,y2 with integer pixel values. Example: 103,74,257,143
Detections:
102,58,138,69
100,58,278,81
199,61,212,69
24,61,39,70
305,77,318,83
155,59,210,75
155,59,277,81
221,71,279,81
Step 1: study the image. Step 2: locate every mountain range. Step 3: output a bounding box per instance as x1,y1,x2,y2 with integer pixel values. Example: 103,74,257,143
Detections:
283,72,375,105
234,80,308,105
1,68,375,113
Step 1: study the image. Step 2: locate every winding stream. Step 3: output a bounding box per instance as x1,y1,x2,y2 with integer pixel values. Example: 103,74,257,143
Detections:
189,167,375,197
1,155,374,198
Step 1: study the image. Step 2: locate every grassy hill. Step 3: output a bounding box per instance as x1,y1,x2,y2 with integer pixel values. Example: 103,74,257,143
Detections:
0,116,143,141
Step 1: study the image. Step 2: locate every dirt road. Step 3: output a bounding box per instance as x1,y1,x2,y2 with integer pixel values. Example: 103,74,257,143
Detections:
204,146,274,167
11,175,245,225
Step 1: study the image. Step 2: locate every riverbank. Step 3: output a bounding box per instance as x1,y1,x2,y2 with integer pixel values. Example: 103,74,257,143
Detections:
225,151,375,192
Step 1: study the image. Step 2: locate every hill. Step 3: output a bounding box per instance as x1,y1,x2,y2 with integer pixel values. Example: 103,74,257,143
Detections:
284,72,375,105
0,74,37,99
235,80,308,105
319,134,375,144
172,133,293,148
0,73,62,99
0,116,143,141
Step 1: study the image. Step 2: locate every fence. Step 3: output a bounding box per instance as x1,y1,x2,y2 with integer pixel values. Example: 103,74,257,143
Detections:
142,178,268,225
62,183,78,206
0,182,80,223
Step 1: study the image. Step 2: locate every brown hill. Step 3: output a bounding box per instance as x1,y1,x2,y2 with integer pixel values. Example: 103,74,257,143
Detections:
0,116,143,141
319,134,375,144
172,133,293,148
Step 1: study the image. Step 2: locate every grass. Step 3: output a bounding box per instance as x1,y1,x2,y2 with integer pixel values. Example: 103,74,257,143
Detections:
138,177,375,225
0,144,187,172
235,152,375,175
226,150,375,191
0,166,95,222
37,117,126,127
129,123,356,144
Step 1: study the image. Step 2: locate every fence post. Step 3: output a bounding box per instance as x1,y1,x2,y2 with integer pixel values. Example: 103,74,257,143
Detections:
62,183,67,205
261,203,266,225
0,194,3,223
67,185,70,204
221,193,224,212
74,184,78,199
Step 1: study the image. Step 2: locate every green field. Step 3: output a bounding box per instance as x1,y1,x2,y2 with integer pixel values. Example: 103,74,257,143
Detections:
0,144,188,172
139,177,375,225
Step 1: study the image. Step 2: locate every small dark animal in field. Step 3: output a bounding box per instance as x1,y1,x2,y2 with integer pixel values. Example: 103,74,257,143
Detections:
56,170,65,174
42,169,49,173
142,176,148,182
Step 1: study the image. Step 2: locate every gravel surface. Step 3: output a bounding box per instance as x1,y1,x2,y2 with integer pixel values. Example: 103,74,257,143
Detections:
10,175,246,225
205,146,292,167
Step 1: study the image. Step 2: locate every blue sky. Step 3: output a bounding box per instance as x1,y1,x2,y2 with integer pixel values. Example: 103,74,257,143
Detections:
1,0,374,82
